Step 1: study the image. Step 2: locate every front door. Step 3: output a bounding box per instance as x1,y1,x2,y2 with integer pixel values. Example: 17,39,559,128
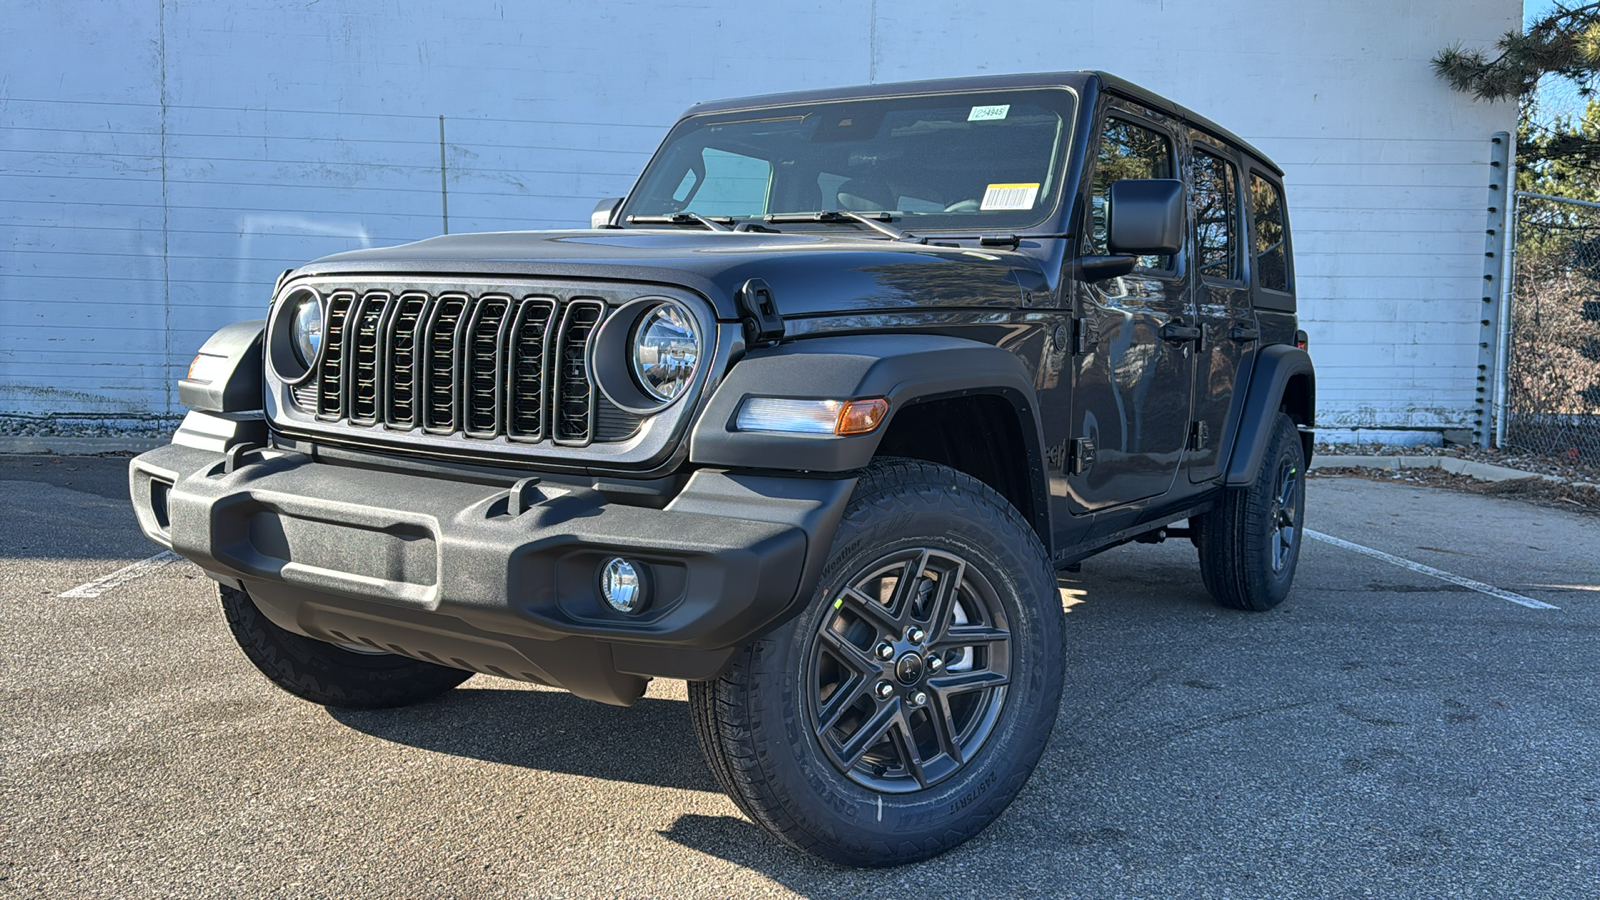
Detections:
1063,104,1195,513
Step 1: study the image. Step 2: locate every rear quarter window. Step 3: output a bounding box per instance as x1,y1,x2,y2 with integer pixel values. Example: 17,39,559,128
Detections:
1250,174,1291,293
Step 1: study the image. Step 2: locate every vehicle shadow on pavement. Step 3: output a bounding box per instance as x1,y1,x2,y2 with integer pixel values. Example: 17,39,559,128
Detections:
327,687,719,793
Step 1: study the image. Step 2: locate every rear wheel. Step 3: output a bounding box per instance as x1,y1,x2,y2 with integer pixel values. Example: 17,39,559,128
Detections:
1195,412,1306,611
220,584,472,709
689,459,1063,866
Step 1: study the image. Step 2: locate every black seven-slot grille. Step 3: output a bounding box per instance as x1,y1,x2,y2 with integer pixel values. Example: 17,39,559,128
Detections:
301,289,637,446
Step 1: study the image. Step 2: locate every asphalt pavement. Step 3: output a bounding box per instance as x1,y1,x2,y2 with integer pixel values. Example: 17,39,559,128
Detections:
2,456,1597,899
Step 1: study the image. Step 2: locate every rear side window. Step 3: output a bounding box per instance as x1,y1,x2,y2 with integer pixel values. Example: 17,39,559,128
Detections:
1088,116,1175,271
1250,174,1290,292
1193,148,1239,281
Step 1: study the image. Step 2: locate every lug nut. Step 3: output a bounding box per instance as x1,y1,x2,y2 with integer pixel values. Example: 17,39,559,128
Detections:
875,642,895,660
911,691,928,706
875,681,894,700
907,627,925,643
927,654,943,671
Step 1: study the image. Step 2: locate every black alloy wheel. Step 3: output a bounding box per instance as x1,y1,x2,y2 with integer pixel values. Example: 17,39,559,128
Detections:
688,458,1063,867
1195,411,1307,611
1268,456,1301,574
809,547,1010,793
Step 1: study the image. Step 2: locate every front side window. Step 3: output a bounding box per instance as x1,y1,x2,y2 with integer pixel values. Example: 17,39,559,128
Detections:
1087,116,1175,271
622,89,1076,233
1193,147,1239,281
1250,174,1290,292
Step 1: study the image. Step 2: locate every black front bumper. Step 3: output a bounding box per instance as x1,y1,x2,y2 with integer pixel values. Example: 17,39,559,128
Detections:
130,413,854,705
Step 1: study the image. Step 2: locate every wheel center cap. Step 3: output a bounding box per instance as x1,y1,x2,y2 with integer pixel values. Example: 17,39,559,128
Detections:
894,653,924,684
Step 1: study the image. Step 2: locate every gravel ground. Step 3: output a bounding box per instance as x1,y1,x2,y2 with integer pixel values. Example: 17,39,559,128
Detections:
1318,442,1600,485
0,415,181,440
1312,466,1600,514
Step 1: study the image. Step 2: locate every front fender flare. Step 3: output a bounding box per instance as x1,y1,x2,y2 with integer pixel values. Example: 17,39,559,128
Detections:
689,333,1051,533
177,319,266,413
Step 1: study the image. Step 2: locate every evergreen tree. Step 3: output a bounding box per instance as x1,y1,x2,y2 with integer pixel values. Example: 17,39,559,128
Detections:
1434,3,1600,101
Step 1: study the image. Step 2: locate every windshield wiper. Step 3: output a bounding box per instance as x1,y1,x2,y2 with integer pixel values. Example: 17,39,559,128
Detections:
924,231,1074,249
764,210,920,242
626,213,733,232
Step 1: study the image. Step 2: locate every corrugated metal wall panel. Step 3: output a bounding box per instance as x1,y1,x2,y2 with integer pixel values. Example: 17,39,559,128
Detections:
0,0,1520,439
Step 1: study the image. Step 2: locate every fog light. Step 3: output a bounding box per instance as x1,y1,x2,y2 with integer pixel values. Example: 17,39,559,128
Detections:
600,558,647,613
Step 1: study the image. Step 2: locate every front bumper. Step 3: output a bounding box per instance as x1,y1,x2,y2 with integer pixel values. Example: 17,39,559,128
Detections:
130,412,854,705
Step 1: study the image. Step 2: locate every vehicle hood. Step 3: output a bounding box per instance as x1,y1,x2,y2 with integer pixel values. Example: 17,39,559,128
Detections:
295,229,1050,320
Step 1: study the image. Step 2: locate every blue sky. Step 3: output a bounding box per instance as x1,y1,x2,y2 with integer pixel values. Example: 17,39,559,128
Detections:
1524,0,1588,120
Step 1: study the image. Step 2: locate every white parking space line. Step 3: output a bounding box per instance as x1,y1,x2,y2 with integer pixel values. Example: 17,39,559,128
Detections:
58,551,181,599
1305,530,1558,611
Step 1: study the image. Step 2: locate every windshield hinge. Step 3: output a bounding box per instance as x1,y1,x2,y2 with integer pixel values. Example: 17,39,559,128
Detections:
1068,438,1096,476
736,278,785,347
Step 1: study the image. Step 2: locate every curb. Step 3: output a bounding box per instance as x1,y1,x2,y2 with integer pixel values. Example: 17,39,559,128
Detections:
0,436,167,455
5,438,1596,493
1312,454,1599,491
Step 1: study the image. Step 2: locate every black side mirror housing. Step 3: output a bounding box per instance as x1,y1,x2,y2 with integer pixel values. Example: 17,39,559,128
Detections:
1107,179,1185,257
592,197,623,229
1078,255,1138,283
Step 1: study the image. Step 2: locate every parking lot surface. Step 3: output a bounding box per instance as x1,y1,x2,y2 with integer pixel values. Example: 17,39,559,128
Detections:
3,456,1598,899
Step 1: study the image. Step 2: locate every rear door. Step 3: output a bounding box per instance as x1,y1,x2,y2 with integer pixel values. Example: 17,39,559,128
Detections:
1185,135,1254,483
1062,100,1195,513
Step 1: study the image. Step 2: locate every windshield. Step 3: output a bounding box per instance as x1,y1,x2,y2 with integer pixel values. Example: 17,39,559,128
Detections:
621,89,1077,234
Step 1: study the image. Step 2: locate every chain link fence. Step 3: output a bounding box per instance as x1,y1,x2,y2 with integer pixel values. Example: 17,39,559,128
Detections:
1502,192,1600,465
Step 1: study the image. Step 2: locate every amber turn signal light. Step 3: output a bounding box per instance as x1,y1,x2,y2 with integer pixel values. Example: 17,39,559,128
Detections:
835,398,889,435
735,397,892,435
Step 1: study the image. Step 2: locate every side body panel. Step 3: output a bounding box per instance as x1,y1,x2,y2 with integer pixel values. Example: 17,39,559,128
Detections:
1058,95,1196,521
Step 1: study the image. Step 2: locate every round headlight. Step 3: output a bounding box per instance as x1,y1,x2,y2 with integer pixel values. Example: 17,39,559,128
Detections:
291,295,323,367
631,303,700,403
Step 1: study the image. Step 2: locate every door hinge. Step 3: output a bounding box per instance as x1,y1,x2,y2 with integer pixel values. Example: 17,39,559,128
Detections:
1068,438,1096,475
1187,421,1210,451
1072,316,1100,355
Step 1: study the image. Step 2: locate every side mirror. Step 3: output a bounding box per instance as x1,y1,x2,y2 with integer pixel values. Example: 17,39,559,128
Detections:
1107,179,1184,257
591,197,623,229
1078,255,1138,283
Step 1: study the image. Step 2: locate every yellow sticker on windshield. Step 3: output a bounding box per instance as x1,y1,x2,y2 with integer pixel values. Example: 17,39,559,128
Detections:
981,183,1040,211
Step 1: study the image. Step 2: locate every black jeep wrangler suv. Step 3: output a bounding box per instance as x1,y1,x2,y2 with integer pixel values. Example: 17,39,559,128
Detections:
130,71,1314,866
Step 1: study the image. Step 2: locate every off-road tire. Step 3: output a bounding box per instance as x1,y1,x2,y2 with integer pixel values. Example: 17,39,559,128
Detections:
1194,412,1306,611
688,458,1064,867
220,584,472,709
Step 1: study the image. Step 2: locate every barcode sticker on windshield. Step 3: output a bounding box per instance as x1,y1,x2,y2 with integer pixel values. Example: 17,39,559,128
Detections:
968,104,1010,122
980,183,1040,211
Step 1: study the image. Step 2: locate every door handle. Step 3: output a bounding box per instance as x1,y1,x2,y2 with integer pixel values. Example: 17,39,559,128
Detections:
1159,321,1202,344
1228,325,1260,343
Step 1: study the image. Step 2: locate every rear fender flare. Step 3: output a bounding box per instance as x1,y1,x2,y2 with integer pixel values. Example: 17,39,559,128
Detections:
1223,344,1316,486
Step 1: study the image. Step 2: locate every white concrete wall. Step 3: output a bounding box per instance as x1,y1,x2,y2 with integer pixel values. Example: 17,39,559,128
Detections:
1,0,1520,438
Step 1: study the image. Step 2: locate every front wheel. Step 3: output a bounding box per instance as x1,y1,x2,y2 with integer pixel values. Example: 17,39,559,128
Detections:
1194,412,1307,611
689,459,1064,866
220,584,472,709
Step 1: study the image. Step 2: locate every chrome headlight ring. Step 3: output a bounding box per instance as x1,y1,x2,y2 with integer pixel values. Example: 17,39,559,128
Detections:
266,285,324,385
590,297,706,415
630,302,700,403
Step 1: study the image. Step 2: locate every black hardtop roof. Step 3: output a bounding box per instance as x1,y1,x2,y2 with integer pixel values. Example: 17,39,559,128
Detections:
684,70,1283,177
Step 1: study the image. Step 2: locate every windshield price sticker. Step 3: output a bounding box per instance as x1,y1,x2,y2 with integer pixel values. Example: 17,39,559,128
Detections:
967,104,1011,122
980,183,1040,211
